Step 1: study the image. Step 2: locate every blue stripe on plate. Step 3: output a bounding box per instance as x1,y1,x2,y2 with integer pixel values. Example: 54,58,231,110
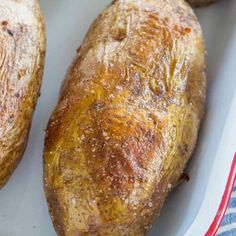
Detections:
221,213,236,227
228,198,236,208
217,228,236,236
217,184,236,235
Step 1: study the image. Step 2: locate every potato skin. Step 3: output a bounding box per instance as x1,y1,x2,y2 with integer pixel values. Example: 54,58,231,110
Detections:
44,0,206,235
186,0,220,7
0,0,45,188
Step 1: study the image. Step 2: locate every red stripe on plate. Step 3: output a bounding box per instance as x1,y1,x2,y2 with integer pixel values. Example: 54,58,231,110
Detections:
205,152,236,236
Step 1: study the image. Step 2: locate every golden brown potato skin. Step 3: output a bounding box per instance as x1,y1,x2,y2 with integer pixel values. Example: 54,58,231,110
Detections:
0,0,45,188
186,0,220,7
44,0,206,235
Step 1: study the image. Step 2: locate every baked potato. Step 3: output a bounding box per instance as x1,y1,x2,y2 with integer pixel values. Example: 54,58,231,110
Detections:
44,0,206,235
0,0,45,188
186,0,220,7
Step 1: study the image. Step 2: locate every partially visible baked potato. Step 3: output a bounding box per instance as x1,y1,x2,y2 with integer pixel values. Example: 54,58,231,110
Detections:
0,0,45,188
186,0,220,7
44,0,206,235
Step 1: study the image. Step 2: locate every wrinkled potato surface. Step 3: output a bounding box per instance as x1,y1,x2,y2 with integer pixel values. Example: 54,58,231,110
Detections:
0,0,45,188
44,0,206,235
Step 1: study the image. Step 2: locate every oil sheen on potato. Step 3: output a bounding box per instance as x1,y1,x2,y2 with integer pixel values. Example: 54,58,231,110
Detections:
44,0,206,235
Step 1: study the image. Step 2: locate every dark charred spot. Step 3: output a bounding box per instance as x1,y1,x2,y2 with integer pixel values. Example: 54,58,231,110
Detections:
2,21,8,27
8,115,14,124
7,29,14,37
149,113,158,126
180,143,189,157
20,25,27,33
15,93,20,98
184,27,192,34
149,78,167,97
18,68,27,80
180,173,190,182
112,27,127,41
76,46,81,53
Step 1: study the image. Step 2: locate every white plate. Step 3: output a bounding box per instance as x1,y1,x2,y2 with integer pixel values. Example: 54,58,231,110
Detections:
0,1,236,235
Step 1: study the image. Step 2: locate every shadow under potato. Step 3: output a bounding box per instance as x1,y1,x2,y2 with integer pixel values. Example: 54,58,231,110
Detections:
187,0,221,7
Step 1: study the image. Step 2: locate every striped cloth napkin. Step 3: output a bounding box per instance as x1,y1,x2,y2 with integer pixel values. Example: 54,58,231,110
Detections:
217,185,236,236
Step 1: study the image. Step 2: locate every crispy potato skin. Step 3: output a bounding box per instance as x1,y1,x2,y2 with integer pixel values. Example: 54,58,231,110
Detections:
44,0,206,235
186,0,220,7
0,0,45,188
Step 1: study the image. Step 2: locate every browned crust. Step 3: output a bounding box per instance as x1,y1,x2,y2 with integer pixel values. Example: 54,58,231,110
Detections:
44,0,206,235
0,0,46,188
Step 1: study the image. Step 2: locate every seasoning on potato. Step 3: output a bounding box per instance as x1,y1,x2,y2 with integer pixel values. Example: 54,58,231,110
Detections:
44,0,206,235
0,0,45,188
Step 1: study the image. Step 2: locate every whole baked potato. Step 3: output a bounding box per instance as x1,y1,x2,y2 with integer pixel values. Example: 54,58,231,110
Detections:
186,0,220,7
44,0,206,235
0,0,45,188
